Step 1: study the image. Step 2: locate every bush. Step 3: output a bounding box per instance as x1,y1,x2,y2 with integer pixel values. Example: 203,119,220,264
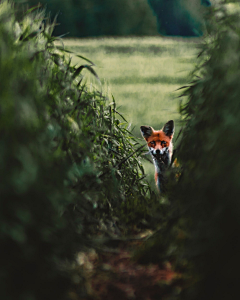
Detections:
0,1,156,299
0,3,74,299
173,1,240,299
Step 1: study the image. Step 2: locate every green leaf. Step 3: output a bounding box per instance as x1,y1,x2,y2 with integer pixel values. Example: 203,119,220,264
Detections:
73,64,100,81
56,46,95,65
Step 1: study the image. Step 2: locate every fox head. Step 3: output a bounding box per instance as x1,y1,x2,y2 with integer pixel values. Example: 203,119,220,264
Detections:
140,120,174,167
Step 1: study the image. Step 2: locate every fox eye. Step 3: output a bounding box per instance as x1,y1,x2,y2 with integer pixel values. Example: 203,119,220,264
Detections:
149,141,156,146
161,141,167,146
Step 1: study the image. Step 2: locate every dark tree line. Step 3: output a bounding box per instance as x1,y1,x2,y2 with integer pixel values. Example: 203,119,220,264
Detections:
16,0,212,37
24,0,158,37
148,0,211,36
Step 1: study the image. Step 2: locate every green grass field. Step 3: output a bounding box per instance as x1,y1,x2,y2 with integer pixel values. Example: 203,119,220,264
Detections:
58,37,200,186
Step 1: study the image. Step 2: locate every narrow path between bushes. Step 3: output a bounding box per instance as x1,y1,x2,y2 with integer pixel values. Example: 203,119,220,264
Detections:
69,231,179,300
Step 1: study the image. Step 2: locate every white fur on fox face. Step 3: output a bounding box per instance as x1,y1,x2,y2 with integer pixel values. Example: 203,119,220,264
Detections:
154,147,167,155
149,146,168,155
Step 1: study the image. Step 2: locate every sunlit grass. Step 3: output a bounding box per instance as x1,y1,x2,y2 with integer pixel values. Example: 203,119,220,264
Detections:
58,36,199,187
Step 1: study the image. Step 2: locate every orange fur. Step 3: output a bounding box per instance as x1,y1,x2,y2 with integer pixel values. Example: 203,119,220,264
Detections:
144,130,173,152
140,121,174,193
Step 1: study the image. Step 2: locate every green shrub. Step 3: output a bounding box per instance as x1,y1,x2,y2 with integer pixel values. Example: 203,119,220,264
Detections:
0,3,74,300
0,1,156,299
173,1,240,299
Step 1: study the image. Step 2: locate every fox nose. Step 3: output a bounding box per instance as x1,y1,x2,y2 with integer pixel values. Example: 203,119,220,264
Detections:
156,149,161,155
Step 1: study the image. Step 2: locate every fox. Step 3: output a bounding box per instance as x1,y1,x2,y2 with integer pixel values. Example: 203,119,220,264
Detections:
140,120,174,193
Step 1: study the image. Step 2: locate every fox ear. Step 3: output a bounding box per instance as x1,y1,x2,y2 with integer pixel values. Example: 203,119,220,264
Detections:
140,126,153,140
162,120,174,137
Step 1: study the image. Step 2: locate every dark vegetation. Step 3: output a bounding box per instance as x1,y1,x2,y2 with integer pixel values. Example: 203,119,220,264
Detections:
0,2,160,299
148,0,212,36
17,0,158,37
14,0,211,38
174,2,240,298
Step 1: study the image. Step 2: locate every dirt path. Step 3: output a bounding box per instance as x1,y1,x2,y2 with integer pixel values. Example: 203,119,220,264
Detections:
69,234,179,300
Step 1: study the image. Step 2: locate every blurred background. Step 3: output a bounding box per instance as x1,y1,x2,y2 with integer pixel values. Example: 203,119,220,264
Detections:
19,0,213,37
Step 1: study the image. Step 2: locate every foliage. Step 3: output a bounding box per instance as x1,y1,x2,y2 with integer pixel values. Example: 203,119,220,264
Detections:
171,0,240,299
0,1,157,299
16,0,213,38
17,0,158,37
0,3,74,300
148,0,212,36
17,0,213,38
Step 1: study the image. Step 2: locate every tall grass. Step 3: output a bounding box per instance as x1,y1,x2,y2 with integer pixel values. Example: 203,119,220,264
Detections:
0,2,160,299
